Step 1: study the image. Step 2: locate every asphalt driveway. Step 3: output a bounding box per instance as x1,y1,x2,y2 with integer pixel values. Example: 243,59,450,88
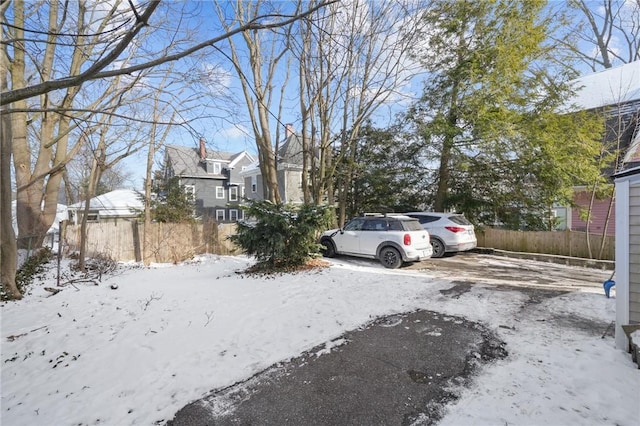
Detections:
168,307,508,426
167,253,612,425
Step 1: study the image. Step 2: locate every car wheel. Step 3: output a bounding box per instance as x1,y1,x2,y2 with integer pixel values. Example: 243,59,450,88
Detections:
320,239,336,258
431,238,446,258
380,247,402,269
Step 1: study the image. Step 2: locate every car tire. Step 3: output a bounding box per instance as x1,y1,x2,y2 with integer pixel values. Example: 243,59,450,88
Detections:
320,239,336,258
431,238,446,258
380,247,402,269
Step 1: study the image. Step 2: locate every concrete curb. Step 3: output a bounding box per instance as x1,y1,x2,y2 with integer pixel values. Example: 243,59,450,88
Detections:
473,247,615,271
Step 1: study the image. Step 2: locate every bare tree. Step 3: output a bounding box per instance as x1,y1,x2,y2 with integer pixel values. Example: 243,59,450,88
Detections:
212,0,298,203
75,99,150,271
554,0,640,71
1,0,333,299
1,20,19,297
293,0,424,223
142,69,182,267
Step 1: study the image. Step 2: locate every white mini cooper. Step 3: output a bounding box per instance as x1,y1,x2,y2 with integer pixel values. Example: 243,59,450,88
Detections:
319,214,432,268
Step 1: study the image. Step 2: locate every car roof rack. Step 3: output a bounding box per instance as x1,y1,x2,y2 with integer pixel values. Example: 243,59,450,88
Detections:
362,212,408,218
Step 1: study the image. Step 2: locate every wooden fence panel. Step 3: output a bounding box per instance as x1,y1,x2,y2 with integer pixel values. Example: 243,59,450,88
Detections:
65,222,137,261
65,221,238,263
476,227,614,260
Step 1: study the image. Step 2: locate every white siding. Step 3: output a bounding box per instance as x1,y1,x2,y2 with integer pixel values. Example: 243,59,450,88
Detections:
615,175,632,349
630,183,640,324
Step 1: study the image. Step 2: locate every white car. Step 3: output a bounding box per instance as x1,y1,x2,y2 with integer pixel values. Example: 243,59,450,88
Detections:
405,212,477,258
319,214,432,268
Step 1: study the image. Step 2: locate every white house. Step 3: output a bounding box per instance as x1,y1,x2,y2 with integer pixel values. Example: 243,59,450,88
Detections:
67,189,143,224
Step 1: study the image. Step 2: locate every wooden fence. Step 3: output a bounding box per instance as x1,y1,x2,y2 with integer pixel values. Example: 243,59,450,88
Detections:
476,227,615,261
63,222,615,263
63,221,237,263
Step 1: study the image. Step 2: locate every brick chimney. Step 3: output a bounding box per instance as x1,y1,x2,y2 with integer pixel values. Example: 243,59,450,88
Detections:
285,123,294,139
199,137,206,161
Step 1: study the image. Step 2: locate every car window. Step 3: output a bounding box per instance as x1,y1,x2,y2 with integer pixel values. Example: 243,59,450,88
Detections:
400,220,423,231
344,218,365,231
387,220,403,231
362,219,387,231
449,215,472,226
410,215,439,224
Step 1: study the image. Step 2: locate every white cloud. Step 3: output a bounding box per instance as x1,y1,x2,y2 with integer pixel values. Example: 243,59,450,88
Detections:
220,124,250,140
201,63,233,97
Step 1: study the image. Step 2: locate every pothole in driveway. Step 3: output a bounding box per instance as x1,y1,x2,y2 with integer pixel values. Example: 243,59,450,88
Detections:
168,310,507,426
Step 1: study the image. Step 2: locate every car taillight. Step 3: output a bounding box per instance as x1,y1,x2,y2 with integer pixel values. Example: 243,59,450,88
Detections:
445,226,466,233
404,234,411,245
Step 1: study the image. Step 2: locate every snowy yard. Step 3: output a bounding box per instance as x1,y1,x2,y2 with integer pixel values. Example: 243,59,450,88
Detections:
1,254,638,425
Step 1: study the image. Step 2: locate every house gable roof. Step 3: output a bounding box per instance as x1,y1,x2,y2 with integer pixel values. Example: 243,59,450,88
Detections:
165,145,254,178
568,61,640,111
67,189,143,217
277,134,304,165
564,62,640,174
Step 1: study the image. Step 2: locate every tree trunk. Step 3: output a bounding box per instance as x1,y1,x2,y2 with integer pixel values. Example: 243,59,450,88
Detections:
78,153,103,272
584,181,597,259
13,0,76,250
434,36,463,213
0,106,21,300
598,186,615,260
0,1,21,299
143,130,156,267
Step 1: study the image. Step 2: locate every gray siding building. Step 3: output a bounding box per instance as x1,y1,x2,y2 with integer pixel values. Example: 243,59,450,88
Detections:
241,124,305,204
163,140,255,221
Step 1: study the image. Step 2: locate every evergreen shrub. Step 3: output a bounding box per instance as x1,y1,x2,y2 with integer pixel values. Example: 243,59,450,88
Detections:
230,200,333,270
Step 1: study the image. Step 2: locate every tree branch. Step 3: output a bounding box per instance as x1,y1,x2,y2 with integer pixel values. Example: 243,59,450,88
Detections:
1,0,336,106
2,1,160,105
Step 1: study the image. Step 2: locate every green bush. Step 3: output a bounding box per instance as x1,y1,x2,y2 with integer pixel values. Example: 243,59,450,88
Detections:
230,201,333,270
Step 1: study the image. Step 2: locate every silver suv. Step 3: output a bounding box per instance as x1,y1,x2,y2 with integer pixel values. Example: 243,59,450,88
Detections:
405,212,477,258
319,214,432,268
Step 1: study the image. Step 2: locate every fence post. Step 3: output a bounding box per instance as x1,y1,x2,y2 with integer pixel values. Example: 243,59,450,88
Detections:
56,221,63,287
132,221,142,262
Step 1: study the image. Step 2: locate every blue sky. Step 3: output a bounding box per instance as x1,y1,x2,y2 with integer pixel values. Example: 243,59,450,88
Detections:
119,0,638,190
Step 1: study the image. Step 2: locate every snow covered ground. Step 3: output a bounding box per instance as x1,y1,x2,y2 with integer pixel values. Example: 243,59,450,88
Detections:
1,254,638,425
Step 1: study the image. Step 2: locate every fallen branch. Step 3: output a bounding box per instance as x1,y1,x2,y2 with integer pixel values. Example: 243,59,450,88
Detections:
6,333,27,342
61,278,99,286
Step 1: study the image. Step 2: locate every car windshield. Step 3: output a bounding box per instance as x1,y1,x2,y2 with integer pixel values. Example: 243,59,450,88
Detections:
344,218,365,231
449,215,472,226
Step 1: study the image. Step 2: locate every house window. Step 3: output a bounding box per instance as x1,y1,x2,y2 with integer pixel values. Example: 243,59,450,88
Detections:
214,162,221,175
230,209,238,221
229,186,238,201
216,209,225,221
251,175,257,193
86,211,99,222
216,187,225,199
184,184,195,199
